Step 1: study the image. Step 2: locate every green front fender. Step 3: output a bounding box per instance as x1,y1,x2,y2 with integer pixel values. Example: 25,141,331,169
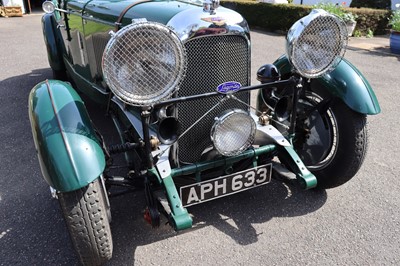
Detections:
42,13,65,73
270,55,381,115
29,80,105,192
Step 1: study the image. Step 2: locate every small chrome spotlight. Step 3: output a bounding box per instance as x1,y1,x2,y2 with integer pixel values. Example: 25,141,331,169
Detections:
211,109,256,156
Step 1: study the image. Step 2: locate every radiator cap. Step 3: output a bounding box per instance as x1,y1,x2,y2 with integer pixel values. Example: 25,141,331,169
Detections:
203,0,220,14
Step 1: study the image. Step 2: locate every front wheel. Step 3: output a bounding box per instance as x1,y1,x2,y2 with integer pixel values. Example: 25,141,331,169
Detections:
277,90,369,189
52,69,68,81
58,178,113,266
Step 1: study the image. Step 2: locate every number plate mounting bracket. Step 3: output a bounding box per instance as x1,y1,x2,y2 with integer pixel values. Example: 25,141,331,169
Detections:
277,145,317,189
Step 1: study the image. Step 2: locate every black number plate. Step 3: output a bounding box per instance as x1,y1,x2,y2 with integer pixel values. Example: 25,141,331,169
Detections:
180,164,272,207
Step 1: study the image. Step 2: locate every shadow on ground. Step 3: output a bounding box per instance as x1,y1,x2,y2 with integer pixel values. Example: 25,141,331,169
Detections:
0,68,327,265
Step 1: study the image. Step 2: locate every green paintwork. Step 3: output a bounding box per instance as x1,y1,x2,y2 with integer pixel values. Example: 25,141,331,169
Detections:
161,174,193,230
320,58,381,114
123,1,195,25
148,167,192,230
279,146,317,189
271,55,381,115
167,142,315,190
170,144,277,177
151,145,277,230
29,80,106,192
81,0,195,26
42,13,65,72
51,0,62,20
63,60,110,105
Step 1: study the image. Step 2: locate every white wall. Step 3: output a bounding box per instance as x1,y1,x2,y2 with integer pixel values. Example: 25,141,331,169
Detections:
292,0,400,10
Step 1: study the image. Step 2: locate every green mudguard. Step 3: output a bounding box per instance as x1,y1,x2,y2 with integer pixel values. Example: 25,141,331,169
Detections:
42,13,65,73
268,55,381,115
29,80,105,192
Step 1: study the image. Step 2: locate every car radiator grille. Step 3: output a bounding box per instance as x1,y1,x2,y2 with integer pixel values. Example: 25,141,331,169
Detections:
177,35,251,163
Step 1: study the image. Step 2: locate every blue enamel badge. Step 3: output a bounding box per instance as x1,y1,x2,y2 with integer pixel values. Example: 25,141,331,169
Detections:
217,81,242,94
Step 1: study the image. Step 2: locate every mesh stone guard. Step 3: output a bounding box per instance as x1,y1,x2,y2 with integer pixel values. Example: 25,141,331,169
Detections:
102,22,187,106
287,9,348,79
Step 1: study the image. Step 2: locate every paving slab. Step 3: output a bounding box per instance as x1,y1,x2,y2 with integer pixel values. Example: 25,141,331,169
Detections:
347,35,396,56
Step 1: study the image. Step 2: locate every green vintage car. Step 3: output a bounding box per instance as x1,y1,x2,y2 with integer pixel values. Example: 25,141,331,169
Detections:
29,0,380,265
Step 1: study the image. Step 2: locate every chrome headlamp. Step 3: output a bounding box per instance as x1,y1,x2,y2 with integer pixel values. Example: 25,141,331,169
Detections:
42,1,55,13
211,110,256,156
286,9,348,79
102,22,187,106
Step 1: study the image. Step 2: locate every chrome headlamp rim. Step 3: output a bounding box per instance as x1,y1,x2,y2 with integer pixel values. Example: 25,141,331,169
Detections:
211,109,256,157
102,22,187,106
286,9,348,79
42,1,55,13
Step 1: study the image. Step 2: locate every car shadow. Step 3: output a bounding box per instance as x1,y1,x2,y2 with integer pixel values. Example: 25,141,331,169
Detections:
79,73,328,263
82,77,328,263
0,68,81,265
0,68,327,265
106,180,326,264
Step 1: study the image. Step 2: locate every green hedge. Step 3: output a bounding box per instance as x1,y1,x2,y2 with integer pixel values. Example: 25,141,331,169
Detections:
350,8,391,35
221,1,312,32
221,1,391,35
350,0,391,10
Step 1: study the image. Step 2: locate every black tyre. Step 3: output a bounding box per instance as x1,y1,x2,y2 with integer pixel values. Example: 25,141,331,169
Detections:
58,178,113,266
52,69,68,81
276,89,369,189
